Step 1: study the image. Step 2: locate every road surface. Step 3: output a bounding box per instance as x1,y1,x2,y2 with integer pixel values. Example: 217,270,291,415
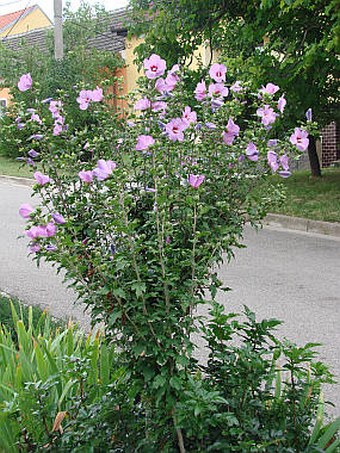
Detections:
0,179,90,328
1,178,339,414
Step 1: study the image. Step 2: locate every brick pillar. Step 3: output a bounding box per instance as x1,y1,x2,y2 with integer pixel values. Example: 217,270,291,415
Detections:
321,122,340,167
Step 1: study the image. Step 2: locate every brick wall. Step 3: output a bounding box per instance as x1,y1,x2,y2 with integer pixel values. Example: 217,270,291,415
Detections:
321,122,340,167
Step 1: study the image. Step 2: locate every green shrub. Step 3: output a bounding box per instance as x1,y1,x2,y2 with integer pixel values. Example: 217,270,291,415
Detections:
49,306,340,452
177,304,340,452
0,102,34,158
5,50,340,451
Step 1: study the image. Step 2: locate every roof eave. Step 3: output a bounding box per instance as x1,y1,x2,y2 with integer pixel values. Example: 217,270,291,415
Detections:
111,26,128,37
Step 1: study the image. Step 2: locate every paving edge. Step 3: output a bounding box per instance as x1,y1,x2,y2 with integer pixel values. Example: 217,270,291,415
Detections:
1,174,339,238
265,213,340,238
0,174,33,186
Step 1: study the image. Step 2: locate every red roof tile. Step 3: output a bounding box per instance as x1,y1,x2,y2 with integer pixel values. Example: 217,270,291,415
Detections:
0,6,34,33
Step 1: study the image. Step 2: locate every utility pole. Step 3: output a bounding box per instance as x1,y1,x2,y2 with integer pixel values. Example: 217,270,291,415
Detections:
54,0,63,60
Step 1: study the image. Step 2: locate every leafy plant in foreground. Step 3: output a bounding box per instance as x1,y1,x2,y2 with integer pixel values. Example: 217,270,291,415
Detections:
0,302,118,452
0,293,63,341
48,307,339,452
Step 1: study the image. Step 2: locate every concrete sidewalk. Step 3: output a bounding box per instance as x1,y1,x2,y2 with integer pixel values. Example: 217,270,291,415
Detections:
0,174,34,187
265,213,340,237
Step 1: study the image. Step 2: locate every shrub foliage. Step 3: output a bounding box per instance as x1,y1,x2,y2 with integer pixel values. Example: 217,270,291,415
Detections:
2,53,339,450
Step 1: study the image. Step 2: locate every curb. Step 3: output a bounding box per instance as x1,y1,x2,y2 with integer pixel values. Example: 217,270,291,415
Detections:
1,174,339,238
265,213,340,238
0,174,33,187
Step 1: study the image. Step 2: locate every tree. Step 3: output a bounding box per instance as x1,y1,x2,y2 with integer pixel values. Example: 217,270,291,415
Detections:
0,1,122,98
130,0,340,176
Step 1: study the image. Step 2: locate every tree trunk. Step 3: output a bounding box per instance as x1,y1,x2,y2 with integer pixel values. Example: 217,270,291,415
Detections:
308,135,322,177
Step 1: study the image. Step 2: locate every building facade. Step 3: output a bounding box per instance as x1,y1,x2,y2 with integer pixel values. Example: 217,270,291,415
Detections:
0,5,51,38
0,5,52,110
321,122,340,167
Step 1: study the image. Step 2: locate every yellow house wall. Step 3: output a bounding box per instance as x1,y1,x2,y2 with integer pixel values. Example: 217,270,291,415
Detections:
123,37,217,94
0,88,11,106
190,42,221,69
123,36,144,93
0,8,52,37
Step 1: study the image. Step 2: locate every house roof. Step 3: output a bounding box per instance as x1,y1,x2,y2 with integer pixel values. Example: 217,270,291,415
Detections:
88,30,125,53
110,7,129,30
88,7,129,52
1,26,53,53
0,7,129,54
0,5,49,35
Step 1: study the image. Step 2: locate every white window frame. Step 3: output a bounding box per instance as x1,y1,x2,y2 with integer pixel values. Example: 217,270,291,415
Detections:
0,98,7,117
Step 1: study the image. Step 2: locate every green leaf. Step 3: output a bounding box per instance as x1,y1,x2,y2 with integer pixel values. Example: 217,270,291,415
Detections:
99,342,110,386
109,310,122,325
317,418,340,449
169,376,182,391
34,342,48,381
309,392,324,445
9,301,19,328
58,379,77,409
131,281,146,298
274,368,282,400
194,405,201,417
152,374,167,389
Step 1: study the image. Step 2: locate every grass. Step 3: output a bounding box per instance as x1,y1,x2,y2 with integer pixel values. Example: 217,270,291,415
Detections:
0,154,36,178
271,168,340,223
0,293,64,338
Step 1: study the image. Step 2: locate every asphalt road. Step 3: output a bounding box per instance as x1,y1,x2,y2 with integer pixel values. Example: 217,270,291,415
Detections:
0,179,91,329
1,179,339,415
217,225,340,417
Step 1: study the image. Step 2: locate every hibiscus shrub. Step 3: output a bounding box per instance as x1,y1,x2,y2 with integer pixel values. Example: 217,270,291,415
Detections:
0,70,121,160
11,55,339,450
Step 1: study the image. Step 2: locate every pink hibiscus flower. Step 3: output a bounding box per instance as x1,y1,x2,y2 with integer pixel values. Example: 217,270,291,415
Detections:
136,135,155,151
246,142,259,161
222,118,240,145
182,106,197,126
166,118,186,142
208,83,229,98
194,81,207,101
188,174,205,189
290,128,309,151
77,90,93,110
18,73,32,92
209,63,227,83
260,83,280,95
143,54,166,79
256,105,277,126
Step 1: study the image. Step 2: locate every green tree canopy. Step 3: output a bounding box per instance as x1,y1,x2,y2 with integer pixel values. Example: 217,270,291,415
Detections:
0,1,122,98
131,0,339,128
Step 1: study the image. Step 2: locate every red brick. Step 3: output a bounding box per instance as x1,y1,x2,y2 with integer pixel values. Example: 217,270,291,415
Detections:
321,121,339,167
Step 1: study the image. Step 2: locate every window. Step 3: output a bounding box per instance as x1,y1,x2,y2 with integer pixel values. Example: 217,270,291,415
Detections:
0,99,7,117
